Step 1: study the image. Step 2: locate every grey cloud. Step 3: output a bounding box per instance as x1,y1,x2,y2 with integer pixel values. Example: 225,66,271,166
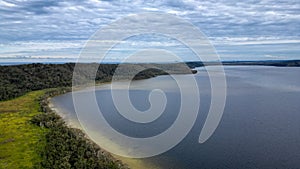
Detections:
0,0,299,42
0,0,299,60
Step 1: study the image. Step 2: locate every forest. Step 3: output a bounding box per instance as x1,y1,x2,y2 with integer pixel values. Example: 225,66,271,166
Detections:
0,63,194,101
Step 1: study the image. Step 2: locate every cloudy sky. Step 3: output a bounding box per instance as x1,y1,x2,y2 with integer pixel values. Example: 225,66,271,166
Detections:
0,0,299,62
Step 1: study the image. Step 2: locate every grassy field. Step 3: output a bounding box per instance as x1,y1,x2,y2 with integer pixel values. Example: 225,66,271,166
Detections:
0,90,46,169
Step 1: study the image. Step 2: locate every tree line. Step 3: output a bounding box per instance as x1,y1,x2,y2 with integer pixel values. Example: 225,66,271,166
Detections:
0,62,195,101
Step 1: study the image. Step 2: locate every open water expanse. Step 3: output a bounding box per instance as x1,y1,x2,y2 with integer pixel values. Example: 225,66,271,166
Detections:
52,66,300,169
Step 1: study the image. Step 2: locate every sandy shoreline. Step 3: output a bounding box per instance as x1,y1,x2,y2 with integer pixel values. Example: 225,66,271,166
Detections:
48,87,161,169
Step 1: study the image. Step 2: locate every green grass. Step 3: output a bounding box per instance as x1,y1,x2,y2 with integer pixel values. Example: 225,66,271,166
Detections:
0,90,47,169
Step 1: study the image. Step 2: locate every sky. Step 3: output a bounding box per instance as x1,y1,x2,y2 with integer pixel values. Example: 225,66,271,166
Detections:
0,0,299,63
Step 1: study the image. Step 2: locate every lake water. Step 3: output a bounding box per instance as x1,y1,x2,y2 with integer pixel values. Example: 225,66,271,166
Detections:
51,66,300,169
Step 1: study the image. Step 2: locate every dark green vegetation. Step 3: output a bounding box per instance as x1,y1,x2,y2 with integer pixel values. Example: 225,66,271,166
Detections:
221,60,300,67
30,88,128,169
0,63,114,101
186,59,300,68
0,63,194,101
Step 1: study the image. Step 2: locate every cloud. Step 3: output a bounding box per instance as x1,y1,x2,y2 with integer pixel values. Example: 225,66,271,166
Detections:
0,40,83,58
0,0,299,42
211,37,300,45
0,0,299,60
0,0,16,7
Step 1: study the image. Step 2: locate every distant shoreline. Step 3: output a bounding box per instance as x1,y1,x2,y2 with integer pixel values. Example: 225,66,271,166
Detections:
1,60,299,101
1,59,300,67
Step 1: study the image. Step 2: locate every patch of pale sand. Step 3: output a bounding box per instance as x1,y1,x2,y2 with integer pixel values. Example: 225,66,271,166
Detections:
48,101,82,128
116,156,161,169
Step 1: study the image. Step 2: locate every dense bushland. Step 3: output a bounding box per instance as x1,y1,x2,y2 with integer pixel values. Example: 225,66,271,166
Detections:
0,63,194,101
31,88,129,169
0,63,116,101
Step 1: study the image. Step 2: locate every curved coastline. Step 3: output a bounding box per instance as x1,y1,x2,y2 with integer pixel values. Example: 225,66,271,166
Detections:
37,88,129,169
47,86,161,169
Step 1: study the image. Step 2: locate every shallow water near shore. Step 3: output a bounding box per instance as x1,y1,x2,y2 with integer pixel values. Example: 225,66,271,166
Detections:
51,66,300,169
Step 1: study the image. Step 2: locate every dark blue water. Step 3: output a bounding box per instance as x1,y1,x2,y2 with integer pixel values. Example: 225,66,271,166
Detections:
52,66,300,169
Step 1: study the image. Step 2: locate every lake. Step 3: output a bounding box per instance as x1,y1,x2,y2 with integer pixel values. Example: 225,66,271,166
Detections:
51,66,300,169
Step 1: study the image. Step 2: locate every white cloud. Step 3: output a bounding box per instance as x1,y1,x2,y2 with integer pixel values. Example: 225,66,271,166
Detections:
211,37,300,45
0,0,17,7
0,0,299,61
